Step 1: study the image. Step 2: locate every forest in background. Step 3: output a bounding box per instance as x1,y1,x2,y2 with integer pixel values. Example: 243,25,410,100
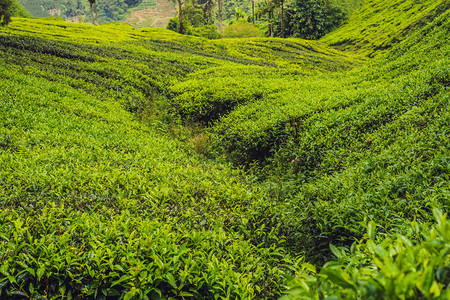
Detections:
16,0,363,39
0,0,449,298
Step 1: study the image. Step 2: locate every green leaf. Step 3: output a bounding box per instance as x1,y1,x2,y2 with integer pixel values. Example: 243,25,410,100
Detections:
114,265,125,272
26,268,36,277
320,268,356,291
10,291,27,296
367,220,376,239
124,291,134,300
166,273,177,289
106,288,121,296
29,282,35,294
301,262,316,274
432,208,443,226
111,275,132,287
7,275,17,284
330,244,344,259
37,267,45,281
0,265,9,277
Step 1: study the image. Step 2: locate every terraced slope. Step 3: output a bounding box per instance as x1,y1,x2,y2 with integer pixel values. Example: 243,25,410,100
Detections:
322,0,450,56
0,15,360,299
200,0,450,268
0,0,449,298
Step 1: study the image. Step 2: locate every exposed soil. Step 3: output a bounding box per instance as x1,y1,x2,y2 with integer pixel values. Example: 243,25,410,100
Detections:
124,0,177,28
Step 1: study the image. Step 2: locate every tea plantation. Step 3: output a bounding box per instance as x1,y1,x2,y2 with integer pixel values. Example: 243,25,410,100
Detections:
0,0,449,298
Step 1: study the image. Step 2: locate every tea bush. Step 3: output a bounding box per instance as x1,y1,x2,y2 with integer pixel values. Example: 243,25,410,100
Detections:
321,0,450,57
222,22,263,38
1,0,449,298
206,3,450,263
0,64,301,298
282,209,450,299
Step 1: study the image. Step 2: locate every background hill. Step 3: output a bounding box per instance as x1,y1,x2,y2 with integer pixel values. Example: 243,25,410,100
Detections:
0,0,449,298
17,0,364,30
17,0,169,24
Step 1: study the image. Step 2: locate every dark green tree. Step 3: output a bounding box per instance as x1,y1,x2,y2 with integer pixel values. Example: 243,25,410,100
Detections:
167,4,219,39
0,0,12,26
196,0,214,24
257,0,276,36
284,0,346,39
170,0,185,33
0,0,30,26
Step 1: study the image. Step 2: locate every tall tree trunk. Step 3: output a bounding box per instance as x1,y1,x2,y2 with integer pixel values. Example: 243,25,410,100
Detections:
281,1,284,38
252,0,255,25
94,0,98,24
178,0,184,34
218,0,223,32
90,2,96,25
206,0,213,23
270,10,274,36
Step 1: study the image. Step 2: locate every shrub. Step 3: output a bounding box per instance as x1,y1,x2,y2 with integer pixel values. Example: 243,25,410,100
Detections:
282,209,450,299
222,21,262,38
284,0,347,39
167,5,220,39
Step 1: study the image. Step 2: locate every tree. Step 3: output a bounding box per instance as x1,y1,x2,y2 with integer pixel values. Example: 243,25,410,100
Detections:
217,0,223,31
270,0,286,38
284,0,345,39
279,0,284,37
167,4,219,39
170,0,185,33
0,0,12,26
0,0,30,26
88,0,98,25
251,0,254,24
258,0,276,36
196,0,214,24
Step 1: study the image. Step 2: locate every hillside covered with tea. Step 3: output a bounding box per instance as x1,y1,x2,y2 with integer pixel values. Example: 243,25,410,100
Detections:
0,0,449,298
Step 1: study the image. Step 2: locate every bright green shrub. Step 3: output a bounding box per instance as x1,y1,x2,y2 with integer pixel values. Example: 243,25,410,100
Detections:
0,20,318,297
222,21,263,38
284,0,347,39
282,209,450,299
0,62,303,298
0,204,303,298
328,0,363,16
186,24,220,40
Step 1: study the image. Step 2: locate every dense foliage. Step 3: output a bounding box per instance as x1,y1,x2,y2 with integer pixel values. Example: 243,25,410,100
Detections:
283,209,450,299
0,0,12,25
167,5,220,39
284,0,346,39
0,0,29,25
1,0,449,298
0,34,300,299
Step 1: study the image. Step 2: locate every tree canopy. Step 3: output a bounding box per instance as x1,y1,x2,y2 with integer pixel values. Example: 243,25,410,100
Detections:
0,0,31,26
284,0,346,39
0,0,12,26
